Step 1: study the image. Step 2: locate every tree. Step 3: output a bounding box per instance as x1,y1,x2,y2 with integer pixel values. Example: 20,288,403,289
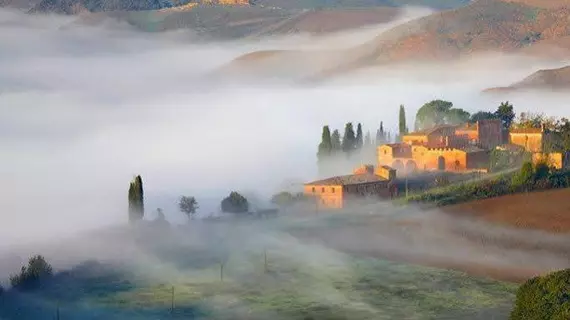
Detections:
495,101,515,131
356,123,363,149
317,125,332,161
331,129,341,153
415,100,470,130
399,105,407,136
512,161,534,189
221,192,249,214
510,269,570,320
470,111,498,123
270,191,294,207
179,196,199,220
364,131,371,147
128,175,144,224
10,255,53,291
376,121,386,145
341,122,356,154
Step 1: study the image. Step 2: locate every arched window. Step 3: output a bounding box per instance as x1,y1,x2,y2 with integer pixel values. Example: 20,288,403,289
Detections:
312,187,316,193
321,187,325,193
331,187,335,193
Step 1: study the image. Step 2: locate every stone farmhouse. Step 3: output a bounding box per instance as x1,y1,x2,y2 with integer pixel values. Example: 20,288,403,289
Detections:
305,119,564,210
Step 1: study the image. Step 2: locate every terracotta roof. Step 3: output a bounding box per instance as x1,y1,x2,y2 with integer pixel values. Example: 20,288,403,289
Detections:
305,173,388,186
510,127,543,134
406,124,459,136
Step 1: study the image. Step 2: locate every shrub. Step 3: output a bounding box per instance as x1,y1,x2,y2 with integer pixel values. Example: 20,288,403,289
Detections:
221,191,249,214
10,255,53,291
512,161,534,188
510,269,570,320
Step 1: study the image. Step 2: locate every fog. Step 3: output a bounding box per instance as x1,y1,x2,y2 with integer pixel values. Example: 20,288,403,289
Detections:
1,6,570,254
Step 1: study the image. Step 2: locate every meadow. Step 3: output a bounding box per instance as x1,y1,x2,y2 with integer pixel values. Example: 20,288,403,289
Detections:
0,214,519,320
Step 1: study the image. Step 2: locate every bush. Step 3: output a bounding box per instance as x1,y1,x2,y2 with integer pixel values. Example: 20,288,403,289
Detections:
510,269,570,320
10,255,53,291
221,191,249,214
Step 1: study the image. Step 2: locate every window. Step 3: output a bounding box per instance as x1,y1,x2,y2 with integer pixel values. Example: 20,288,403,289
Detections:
384,150,387,154
331,187,335,193
312,187,315,193
322,187,325,193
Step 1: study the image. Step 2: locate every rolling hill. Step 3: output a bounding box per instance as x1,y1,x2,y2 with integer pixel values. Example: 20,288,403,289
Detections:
483,65,570,93
225,0,570,79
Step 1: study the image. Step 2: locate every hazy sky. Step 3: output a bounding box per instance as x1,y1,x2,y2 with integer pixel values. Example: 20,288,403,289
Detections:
1,7,570,246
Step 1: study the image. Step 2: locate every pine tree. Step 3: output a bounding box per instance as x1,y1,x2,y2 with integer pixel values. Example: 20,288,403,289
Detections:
341,122,356,155
317,126,332,160
128,175,144,224
399,105,407,136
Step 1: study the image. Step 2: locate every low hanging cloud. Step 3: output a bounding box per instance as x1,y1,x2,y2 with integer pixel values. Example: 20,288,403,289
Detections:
1,7,570,247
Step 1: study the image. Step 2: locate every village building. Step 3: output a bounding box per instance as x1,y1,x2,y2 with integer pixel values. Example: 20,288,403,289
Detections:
507,126,565,169
378,120,500,175
303,164,396,210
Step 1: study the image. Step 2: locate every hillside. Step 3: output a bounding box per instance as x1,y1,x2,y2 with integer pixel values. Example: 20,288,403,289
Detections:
253,0,470,10
483,65,570,93
226,0,570,78
442,188,570,233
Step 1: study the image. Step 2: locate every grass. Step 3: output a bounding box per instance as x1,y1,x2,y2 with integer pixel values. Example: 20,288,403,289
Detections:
1,223,518,320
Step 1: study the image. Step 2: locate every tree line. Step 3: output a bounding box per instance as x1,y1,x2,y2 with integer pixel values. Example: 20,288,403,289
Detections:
127,176,252,224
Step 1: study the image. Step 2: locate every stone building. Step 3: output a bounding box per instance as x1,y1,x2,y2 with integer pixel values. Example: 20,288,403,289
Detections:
303,164,396,210
508,126,565,169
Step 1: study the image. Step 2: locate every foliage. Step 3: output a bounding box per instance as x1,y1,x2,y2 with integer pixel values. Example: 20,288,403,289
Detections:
398,105,407,136
270,191,295,207
490,149,530,173
495,101,515,130
10,255,53,291
331,129,341,152
179,196,199,220
356,123,363,149
415,100,470,130
376,121,387,145
470,111,497,123
408,164,570,207
221,191,249,214
511,162,534,189
341,122,356,154
317,125,333,161
510,269,570,320
128,175,144,223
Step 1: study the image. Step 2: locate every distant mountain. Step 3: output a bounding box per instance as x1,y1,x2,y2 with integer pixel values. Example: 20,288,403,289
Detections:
253,0,470,10
483,66,570,94
225,0,570,79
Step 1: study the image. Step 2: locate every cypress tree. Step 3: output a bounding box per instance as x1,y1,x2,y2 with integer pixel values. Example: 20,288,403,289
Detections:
341,122,356,154
376,121,385,145
356,123,363,149
128,175,144,224
364,131,371,147
399,105,407,136
317,126,333,160
331,129,341,153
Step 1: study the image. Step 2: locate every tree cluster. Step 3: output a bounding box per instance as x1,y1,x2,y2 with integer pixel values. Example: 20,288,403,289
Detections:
221,191,249,214
10,255,53,291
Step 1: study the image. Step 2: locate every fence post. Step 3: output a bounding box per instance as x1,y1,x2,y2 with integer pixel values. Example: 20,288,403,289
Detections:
220,262,224,282
170,286,174,315
264,249,268,273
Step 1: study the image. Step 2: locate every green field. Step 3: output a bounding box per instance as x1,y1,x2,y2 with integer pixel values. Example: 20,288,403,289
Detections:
0,216,517,319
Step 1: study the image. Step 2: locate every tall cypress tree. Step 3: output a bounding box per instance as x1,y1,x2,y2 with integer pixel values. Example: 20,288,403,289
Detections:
376,121,385,145
356,123,363,149
341,122,356,154
399,105,407,136
364,131,371,147
128,175,144,224
317,125,333,160
331,129,341,153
